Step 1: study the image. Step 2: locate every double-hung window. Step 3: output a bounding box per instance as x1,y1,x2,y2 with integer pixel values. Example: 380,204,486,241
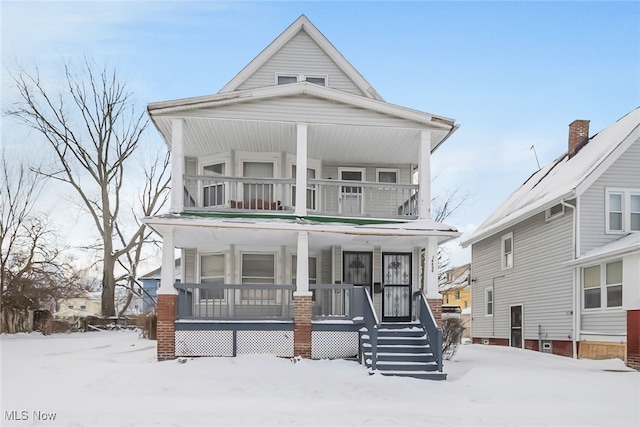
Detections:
485,287,494,316
291,165,317,210
606,189,640,233
501,232,514,270
241,253,275,301
203,163,225,207
200,254,225,301
583,260,623,310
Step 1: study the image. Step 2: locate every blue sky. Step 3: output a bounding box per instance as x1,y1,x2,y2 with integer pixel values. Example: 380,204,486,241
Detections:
2,1,639,266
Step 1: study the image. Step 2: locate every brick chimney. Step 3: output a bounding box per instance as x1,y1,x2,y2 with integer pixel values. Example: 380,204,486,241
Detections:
568,119,590,158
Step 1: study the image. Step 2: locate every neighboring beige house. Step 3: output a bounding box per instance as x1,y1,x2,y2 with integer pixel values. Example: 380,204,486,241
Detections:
439,264,471,338
55,292,101,319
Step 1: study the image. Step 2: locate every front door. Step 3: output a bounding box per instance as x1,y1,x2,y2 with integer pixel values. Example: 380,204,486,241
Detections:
344,252,372,296
382,253,411,322
339,168,364,214
510,304,523,348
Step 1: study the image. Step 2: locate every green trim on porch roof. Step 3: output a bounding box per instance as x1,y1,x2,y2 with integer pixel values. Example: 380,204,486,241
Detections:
181,211,408,226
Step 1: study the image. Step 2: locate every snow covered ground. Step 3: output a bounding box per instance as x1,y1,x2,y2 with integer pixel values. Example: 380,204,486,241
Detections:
1,331,638,427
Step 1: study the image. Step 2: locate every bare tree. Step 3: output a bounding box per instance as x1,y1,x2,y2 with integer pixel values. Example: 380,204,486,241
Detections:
6,59,170,316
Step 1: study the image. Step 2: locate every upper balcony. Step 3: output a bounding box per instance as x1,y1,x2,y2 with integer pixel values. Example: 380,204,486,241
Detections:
183,173,419,219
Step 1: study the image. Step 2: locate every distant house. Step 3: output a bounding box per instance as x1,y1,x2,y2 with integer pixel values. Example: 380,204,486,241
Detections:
439,263,471,338
439,264,471,310
142,15,460,379
462,109,640,369
55,292,101,320
138,259,181,313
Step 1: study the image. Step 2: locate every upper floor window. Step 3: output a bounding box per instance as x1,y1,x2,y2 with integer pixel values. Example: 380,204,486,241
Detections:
501,232,513,270
276,74,327,86
203,163,225,207
583,260,622,310
606,189,640,233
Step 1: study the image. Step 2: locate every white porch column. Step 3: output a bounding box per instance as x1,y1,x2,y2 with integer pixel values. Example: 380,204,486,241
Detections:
170,119,184,213
295,123,308,217
294,231,312,296
423,237,440,299
418,130,431,220
159,230,177,295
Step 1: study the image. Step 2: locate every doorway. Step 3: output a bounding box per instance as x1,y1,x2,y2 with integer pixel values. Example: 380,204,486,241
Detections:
382,253,411,322
510,304,523,348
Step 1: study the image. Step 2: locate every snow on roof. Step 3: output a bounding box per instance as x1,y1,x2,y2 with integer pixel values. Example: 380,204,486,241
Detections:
462,108,640,246
139,258,181,280
568,233,640,266
439,264,471,292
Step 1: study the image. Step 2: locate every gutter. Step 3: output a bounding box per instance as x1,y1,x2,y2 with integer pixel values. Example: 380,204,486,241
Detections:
560,199,578,359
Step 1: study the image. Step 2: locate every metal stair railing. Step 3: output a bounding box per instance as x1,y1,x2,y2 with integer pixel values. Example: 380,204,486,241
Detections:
361,286,379,371
414,290,443,372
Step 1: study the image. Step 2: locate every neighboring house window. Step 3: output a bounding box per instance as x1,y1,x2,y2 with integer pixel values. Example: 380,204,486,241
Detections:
80,305,86,310
545,203,564,221
485,287,493,316
68,305,74,309
241,253,275,300
583,261,623,309
606,189,640,233
455,290,460,299
501,232,513,270
464,300,468,308
200,254,225,300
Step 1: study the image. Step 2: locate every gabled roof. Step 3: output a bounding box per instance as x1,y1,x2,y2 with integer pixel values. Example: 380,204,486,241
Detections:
568,233,640,266
438,263,471,292
218,15,383,101
462,107,640,247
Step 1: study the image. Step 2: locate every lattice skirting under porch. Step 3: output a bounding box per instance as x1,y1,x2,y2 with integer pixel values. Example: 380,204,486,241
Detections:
311,331,358,359
175,330,294,357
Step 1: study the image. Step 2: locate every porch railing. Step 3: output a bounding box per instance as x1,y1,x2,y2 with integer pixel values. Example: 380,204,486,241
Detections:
310,283,355,319
182,175,418,218
176,283,363,321
183,175,295,212
361,286,379,370
176,283,295,320
310,178,418,218
414,290,443,372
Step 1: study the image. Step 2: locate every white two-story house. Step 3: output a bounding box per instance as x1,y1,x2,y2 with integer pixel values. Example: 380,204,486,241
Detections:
144,15,460,379
462,108,640,369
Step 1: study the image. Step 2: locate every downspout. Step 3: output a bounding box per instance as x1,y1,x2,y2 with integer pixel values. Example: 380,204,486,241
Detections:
560,199,578,358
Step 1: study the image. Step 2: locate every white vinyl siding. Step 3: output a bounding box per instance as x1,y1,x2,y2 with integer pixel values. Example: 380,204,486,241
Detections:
238,30,364,96
470,211,573,341
580,138,640,253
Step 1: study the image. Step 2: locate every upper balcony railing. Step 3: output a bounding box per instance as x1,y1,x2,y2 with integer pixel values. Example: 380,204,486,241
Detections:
183,175,418,218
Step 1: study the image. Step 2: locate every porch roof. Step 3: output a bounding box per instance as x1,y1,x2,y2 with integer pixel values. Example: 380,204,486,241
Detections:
143,212,460,251
147,82,458,164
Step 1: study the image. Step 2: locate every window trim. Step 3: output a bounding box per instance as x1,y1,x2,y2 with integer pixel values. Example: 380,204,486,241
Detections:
485,287,494,317
240,252,277,302
545,203,565,221
376,168,399,184
582,260,623,311
199,253,226,302
275,73,328,86
605,188,640,233
501,232,514,270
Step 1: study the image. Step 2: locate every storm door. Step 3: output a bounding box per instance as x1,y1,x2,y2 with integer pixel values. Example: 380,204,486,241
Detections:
510,304,523,348
343,252,372,296
382,253,411,322
339,169,364,214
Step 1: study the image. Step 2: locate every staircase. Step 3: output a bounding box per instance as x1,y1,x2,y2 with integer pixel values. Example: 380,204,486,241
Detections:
361,322,446,380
